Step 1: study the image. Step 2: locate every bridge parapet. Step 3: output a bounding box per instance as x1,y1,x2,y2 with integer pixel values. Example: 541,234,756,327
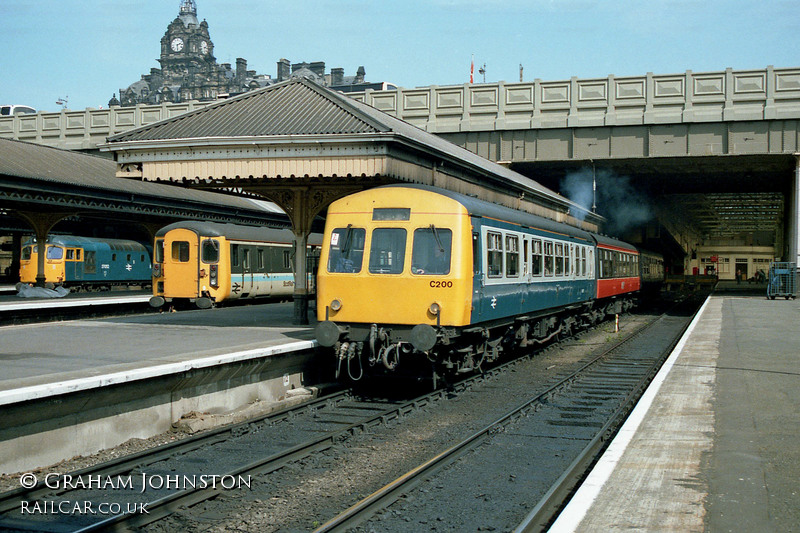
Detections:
2,67,799,155
350,66,800,133
0,100,211,152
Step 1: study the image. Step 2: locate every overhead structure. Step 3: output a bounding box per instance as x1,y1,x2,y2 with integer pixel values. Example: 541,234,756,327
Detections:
102,78,602,324
0,137,287,286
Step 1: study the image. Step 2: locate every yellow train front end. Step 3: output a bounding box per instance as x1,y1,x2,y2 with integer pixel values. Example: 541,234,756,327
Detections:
315,186,473,378
19,243,66,285
151,227,231,308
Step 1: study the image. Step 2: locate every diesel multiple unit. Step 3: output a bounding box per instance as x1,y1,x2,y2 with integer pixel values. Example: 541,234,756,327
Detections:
315,185,662,382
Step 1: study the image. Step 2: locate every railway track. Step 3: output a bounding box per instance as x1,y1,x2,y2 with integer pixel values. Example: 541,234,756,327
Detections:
316,296,703,532
0,298,700,532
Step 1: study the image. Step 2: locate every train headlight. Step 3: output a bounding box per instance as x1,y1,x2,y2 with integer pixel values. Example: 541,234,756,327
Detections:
330,298,343,311
428,302,441,316
152,263,162,278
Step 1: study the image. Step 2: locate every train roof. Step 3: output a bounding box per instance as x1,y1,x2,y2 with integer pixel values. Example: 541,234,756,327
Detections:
376,184,596,242
593,233,638,252
155,221,323,245
24,235,148,250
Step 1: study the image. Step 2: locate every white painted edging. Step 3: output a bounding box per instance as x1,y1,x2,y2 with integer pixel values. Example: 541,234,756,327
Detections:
547,296,712,533
1,295,150,311
0,340,317,407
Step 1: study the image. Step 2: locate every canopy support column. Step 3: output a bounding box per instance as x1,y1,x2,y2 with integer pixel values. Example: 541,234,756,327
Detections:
15,211,72,287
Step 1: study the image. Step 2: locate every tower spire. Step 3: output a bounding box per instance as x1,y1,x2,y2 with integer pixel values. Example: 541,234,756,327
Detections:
179,0,197,16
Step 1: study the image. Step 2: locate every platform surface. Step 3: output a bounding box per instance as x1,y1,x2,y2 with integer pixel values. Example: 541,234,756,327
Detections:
550,293,800,532
0,302,317,401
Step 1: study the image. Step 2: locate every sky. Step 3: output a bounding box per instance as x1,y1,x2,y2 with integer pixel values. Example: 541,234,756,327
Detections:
1,0,798,113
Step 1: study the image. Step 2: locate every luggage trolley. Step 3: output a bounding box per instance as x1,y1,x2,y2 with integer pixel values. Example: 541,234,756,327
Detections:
767,262,797,300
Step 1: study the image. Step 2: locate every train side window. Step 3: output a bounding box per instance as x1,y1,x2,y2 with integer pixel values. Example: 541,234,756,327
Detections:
154,240,164,263
531,239,543,276
505,235,519,277
412,227,452,275
581,246,586,277
283,250,291,269
66,249,74,260
555,243,564,276
172,241,190,262
112,254,117,261
126,254,132,262
486,232,503,278
328,226,365,273
369,228,407,274
201,239,220,263
85,251,97,274
472,233,480,275
544,241,554,276
231,244,240,267
567,244,573,276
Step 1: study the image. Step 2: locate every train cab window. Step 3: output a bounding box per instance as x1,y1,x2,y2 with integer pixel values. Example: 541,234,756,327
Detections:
555,243,564,276
172,241,190,262
328,226,366,274
531,239,543,277
505,235,519,277
412,227,452,275
544,241,554,276
486,232,503,278
21,246,32,261
46,246,63,260
369,228,406,274
66,249,74,260
201,239,220,263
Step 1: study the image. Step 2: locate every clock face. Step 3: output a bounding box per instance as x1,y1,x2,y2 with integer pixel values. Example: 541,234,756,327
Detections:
170,37,184,52
200,41,208,54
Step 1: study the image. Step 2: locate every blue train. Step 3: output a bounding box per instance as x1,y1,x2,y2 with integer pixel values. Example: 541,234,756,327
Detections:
20,236,152,290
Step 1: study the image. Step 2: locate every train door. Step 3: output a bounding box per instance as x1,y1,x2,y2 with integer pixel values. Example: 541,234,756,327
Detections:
240,246,254,297
65,248,83,280
163,229,199,298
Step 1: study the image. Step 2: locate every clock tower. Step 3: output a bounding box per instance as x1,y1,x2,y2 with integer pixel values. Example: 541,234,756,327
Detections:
158,0,218,101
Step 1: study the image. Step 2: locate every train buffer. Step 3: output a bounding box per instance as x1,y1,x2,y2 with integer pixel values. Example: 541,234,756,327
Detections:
767,262,797,300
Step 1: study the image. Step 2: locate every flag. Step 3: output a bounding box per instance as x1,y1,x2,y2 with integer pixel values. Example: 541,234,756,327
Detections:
470,56,474,84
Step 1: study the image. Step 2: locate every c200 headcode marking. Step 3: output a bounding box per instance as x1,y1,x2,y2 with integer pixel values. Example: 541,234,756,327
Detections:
429,280,453,288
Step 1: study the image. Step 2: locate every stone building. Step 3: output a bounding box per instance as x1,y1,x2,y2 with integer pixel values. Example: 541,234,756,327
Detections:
111,0,384,107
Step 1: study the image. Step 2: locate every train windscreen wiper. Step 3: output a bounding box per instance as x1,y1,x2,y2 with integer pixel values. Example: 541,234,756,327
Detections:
430,224,444,252
342,224,353,257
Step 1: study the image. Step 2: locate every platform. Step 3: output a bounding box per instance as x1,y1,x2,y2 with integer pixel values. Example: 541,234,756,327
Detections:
549,292,800,532
0,301,317,403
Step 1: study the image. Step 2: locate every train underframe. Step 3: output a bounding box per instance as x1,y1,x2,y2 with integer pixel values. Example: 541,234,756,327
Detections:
326,295,638,385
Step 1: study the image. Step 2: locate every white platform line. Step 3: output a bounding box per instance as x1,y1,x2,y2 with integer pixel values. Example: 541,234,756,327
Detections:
547,296,712,533
0,296,151,311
